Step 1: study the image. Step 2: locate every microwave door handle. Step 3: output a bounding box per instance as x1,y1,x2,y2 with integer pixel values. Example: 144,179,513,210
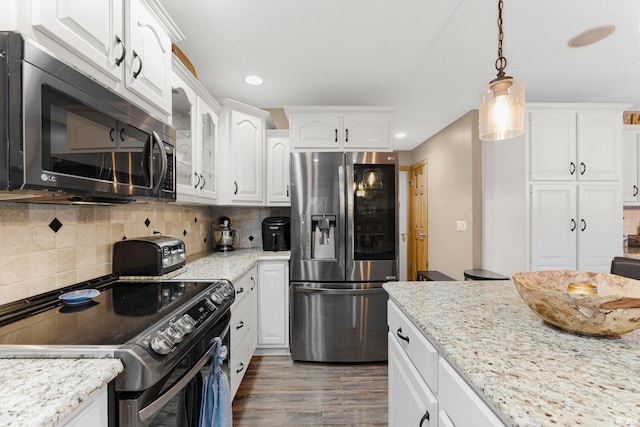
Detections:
151,131,168,193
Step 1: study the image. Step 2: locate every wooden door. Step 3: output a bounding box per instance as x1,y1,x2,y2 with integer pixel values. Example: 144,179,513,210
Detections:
408,162,428,280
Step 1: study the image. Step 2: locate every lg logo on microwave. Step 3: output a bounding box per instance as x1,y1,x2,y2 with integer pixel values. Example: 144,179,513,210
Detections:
40,173,56,182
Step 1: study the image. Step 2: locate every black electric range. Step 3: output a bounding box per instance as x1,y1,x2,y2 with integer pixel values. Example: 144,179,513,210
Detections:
0,274,235,392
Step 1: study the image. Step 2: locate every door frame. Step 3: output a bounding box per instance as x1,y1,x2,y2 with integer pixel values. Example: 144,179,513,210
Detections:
407,160,428,280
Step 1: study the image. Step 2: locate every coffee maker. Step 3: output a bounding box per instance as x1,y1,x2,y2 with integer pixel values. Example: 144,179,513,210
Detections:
214,216,239,252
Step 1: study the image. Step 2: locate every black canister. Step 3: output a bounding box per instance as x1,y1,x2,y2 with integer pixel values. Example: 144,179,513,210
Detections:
262,217,291,251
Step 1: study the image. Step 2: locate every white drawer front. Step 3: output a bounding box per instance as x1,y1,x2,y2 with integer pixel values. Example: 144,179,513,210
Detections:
230,294,251,352
438,358,505,427
387,301,438,393
229,333,254,399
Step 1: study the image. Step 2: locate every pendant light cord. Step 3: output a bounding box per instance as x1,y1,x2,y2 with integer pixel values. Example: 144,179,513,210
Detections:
495,0,507,79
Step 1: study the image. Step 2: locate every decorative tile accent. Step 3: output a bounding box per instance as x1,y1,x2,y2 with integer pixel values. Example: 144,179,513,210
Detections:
194,217,198,223
183,230,187,236
248,235,254,241
48,218,63,233
144,218,151,227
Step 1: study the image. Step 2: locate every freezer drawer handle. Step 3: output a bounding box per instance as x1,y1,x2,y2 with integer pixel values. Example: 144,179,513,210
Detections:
296,287,386,295
396,327,410,344
419,410,430,426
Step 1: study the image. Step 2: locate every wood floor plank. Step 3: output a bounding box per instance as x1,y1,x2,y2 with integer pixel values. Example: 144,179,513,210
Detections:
233,356,388,426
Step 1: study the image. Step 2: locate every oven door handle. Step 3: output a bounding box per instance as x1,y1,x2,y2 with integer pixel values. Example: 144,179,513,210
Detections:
138,323,230,423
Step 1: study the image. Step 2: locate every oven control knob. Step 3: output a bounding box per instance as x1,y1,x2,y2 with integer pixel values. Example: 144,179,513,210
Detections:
150,334,174,355
176,315,196,333
211,292,224,305
165,324,185,343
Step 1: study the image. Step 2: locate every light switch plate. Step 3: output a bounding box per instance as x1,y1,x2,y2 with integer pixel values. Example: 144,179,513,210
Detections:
456,220,467,232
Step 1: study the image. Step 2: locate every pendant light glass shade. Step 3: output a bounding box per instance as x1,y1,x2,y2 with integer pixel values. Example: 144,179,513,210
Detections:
479,76,525,140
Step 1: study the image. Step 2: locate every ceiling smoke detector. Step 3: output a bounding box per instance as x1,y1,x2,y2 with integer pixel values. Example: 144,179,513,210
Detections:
568,25,616,48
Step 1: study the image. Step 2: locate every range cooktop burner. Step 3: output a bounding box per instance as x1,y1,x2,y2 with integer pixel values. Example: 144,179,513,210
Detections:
0,275,234,347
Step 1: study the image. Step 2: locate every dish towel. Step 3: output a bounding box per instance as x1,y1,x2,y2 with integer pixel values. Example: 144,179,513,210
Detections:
199,337,232,427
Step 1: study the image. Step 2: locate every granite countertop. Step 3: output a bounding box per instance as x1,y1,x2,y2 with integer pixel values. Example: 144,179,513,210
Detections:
174,248,290,283
0,358,123,426
384,280,640,427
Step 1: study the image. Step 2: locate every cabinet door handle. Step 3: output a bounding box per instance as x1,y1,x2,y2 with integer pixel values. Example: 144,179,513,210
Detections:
345,128,349,143
194,172,201,189
236,320,244,330
286,184,289,197
199,174,205,189
250,277,256,291
569,162,576,175
236,362,245,374
570,219,577,231
419,410,430,426
580,219,587,232
335,129,338,142
580,162,586,175
132,50,143,79
236,287,244,294
234,181,238,194
396,327,410,343
634,185,638,197
114,35,126,67
110,128,116,142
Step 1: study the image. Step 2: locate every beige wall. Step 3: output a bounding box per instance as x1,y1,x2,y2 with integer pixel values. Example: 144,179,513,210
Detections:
0,203,215,305
410,110,482,280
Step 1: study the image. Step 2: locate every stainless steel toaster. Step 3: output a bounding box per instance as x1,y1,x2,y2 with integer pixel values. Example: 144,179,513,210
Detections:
113,236,186,276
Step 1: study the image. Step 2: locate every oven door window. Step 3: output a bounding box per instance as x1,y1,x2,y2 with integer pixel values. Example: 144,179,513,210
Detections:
41,85,152,188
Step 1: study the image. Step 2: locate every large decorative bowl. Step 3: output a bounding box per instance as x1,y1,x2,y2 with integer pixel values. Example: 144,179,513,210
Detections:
512,270,640,337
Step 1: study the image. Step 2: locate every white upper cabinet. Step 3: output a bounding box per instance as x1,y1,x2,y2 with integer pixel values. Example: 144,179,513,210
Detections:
529,106,622,181
266,130,291,206
31,0,124,82
19,0,182,119
285,106,395,151
172,57,221,205
124,0,172,114
623,128,640,204
218,99,272,205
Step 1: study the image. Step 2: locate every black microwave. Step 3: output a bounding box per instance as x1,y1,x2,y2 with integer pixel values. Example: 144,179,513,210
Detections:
0,32,175,203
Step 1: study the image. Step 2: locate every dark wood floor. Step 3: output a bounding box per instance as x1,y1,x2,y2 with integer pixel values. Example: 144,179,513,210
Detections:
232,356,388,426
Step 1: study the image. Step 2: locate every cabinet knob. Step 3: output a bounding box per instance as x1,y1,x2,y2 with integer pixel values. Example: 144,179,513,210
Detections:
114,36,126,67
132,50,143,79
396,327,410,343
419,410,430,426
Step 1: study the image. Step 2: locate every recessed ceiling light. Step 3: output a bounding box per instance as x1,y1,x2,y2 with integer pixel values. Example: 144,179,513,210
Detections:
244,75,264,86
568,25,616,48
394,132,407,138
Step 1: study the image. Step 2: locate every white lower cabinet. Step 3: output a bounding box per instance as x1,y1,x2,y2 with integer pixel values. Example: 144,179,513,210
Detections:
388,301,505,427
60,385,108,427
229,266,258,399
388,333,437,427
530,183,622,271
256,261,290,354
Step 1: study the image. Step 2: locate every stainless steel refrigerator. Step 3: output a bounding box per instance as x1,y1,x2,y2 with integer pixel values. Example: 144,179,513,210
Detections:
290,152,398,362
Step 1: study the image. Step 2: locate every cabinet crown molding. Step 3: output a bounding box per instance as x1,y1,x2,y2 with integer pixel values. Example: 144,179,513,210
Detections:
284,105,396,118
526,102,633,112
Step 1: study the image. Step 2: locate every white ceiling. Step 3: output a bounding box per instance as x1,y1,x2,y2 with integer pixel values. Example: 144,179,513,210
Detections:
158,0,640,151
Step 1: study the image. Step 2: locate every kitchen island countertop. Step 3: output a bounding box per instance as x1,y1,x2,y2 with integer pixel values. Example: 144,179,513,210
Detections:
0,358,123,426
384,280,640,427
175,248,290,282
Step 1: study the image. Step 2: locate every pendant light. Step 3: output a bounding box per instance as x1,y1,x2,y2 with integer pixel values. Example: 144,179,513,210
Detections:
479,0,525,141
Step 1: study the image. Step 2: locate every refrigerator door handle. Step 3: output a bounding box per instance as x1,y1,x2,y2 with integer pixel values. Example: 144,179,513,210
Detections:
296,287,386,295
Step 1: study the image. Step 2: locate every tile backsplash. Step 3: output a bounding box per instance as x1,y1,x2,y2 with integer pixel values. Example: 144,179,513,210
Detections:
0,202,291,306
0,202,214,305
624,206,640,235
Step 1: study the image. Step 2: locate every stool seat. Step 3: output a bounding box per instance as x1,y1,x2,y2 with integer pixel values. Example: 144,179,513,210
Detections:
417,270,455,281
463,269,509,281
